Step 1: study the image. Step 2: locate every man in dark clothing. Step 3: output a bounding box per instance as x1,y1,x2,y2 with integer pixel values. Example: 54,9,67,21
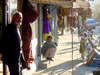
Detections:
2,11,22,75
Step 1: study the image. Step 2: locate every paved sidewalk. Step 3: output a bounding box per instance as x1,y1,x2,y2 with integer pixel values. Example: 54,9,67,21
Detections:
31,32,99,75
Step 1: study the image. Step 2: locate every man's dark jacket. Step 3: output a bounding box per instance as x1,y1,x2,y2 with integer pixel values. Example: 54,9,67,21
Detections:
2,22,21,64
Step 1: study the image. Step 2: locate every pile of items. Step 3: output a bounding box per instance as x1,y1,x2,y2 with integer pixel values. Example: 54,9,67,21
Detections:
87,36,100,67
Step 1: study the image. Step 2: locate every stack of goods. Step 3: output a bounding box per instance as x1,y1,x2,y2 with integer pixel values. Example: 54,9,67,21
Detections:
87,49,100,67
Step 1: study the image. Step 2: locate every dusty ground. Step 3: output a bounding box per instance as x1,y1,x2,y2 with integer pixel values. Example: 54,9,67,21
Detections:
0,31,99,75
31,32,99,75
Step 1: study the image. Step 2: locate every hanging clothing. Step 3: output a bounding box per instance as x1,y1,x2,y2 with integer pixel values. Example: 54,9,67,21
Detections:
57,13,64,31
22,22,33,63
22,1,39,69
69,16,77,28
69,16,73,27
22,2,39,23
42,6,51,41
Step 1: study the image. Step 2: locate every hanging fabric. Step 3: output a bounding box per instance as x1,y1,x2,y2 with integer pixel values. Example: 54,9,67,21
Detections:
42,5,51,41
22,1,39,23
58,13,63,31
22,22,33,63
22,0,39,69
69,15,77,28
69,15,73,27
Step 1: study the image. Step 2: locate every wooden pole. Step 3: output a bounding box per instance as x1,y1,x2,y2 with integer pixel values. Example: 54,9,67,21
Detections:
71,0,74,75
70,27,74,75
72,29,74,75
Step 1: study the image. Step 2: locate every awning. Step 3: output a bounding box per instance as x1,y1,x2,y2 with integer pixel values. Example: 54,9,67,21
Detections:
30,0,75,8
76,0,90,8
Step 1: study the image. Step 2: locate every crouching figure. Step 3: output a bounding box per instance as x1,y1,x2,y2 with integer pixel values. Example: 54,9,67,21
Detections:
41,36,57,61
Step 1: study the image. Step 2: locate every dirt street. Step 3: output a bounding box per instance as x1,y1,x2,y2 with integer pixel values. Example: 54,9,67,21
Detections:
32,32,99,75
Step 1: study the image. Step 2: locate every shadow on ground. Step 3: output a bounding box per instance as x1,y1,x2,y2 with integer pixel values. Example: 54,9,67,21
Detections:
57,47,79,55
59,42,80,46
35,58,84,75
